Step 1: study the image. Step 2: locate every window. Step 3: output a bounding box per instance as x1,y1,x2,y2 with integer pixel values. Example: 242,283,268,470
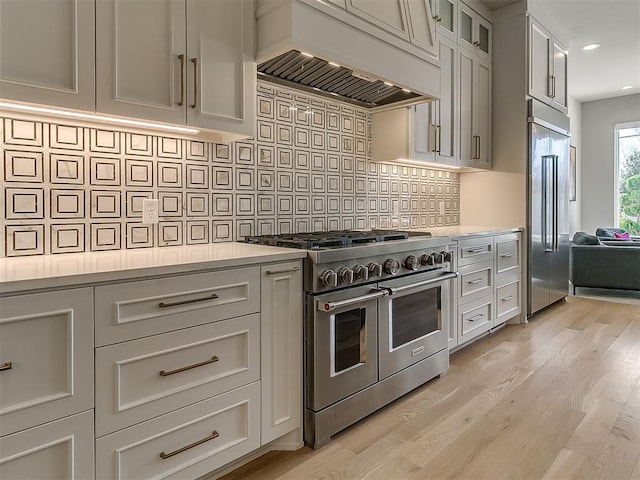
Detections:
615,122,640,234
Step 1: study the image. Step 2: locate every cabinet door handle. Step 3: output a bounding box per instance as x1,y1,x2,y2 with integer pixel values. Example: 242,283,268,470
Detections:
191,57,198,109
472,135,480,159
433,14,441,21
469,313,485,321
500,253,513,258
159,430,219,459
265,267,300,275
0,361,12,372
466,247,485,254
431,123,438,152
158,293,219,308
473,40,480,46
467,278,483,285
551,75,556,98
178,54,185,106
501,295,514,302
159,355,219,377
436,124,441,153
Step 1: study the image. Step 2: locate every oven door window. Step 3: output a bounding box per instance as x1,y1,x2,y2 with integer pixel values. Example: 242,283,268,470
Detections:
332,307,366,375
391,287,441,349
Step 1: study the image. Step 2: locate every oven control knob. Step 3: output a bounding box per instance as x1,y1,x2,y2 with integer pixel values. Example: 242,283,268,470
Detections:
421,253,436,266
367,262,383,278
338,267,354,285
319,269,338,287
353,265,369,281
441,250,452,263
383,259,401,275
405,255,420,271
434,252,445,264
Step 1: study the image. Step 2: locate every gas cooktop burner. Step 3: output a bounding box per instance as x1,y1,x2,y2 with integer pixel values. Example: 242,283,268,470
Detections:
245,229,431,250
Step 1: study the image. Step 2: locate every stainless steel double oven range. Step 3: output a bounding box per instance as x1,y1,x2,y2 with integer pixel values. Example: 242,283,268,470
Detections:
246,230,456,448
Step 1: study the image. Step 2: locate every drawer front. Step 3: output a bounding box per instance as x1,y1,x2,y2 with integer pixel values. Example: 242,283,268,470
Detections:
459,296,493,344
0,410,94,480
459,260,494,303
95,266,260,346
96,382,260,480
0,289,94,436
457,236,494,266
495,234,520,276
96,314,260,436
496,279,521,324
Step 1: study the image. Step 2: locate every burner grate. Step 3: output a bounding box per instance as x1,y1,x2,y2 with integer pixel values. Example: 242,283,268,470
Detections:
245,230,430,249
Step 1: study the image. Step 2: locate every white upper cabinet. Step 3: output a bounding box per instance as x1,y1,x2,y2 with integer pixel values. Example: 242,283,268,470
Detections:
96,0,186,125
433,36,458,165
0,0,95,110
405,0,438,54
97,0,255,139
458,2,491,62
430,0,457,41
528,16,567,113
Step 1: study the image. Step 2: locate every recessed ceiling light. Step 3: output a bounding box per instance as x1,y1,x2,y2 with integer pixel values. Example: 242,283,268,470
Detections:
622,85,634,90
581,43,600,51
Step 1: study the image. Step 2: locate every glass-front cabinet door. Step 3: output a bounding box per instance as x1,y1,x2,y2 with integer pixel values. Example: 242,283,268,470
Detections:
458,3,491,62
430,0,456,41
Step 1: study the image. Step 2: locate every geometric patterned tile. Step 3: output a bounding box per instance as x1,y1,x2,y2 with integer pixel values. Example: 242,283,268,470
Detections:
186,141,208,161
186,220,209,244
158,191,183,217
50,153,84,184
90,157,121,186
125,133,154,156
91,190,121,218
3,119,43,147
51,223,85,254
3,150,44,183
5,188,44,219
211,219,233,243
185,163,209,189
90,222,122,251
157,161,182,188
159,221,182,246
5,224,45,256
50,189,85,218
126,191,153,218
126,222,154,248
90,129,121,154
158,137,183,159
50,124,84,150
125,159,153,187
186,192,209,217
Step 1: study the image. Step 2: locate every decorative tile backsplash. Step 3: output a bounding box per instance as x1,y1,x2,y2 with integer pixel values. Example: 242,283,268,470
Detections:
1,81,460,257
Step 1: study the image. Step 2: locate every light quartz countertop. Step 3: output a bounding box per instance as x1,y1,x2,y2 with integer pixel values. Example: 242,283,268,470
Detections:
428,226,524,239
0,243,306,295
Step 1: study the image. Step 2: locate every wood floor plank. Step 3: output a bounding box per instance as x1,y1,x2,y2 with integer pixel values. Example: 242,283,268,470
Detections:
217,297,640,480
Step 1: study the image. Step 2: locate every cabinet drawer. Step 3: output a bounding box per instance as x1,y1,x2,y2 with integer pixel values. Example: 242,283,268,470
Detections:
495,233,521,276
0,289,94,436
496,279,521,324
458,260,493,303
459,296,493,344
96,314,260,436
95,266,260,346
457,236,494,266
96,382,260,480
0,410,94,480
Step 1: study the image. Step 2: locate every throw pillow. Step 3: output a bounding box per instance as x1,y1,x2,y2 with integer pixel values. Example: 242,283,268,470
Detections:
572,232,600,245
613,232,630,239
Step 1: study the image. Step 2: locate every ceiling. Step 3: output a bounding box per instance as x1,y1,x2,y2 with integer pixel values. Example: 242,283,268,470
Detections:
480,0,640,103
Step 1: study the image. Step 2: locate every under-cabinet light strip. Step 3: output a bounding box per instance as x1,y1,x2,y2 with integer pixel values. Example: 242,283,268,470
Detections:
0,101,201,134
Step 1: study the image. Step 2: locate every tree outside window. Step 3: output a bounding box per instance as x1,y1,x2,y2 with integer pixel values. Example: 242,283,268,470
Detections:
616,124,640,234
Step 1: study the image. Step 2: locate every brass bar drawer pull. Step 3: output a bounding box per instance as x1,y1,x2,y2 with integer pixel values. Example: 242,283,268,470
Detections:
159,430,219,459
178,54,185,106
469,313,485,321
159,356,219,377
0,361,12,371
500,253,514,258
265,267,300,275
191,57,198,109
467,278,483,285
467,247,485,254
501,295,514,302
158,293,219,308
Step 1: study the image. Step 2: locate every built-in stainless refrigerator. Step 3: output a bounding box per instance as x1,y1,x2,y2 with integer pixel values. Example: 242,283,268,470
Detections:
528,99,570,317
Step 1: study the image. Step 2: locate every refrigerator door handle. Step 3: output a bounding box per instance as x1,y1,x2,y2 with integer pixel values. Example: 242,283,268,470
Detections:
542,155,554,252
552,155,559,252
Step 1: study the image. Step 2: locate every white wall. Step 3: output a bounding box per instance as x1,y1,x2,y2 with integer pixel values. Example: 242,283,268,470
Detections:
581,94,640,234
567,96,581,235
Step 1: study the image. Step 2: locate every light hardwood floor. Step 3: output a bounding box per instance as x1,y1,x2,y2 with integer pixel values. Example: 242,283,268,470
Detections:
221,296,640,480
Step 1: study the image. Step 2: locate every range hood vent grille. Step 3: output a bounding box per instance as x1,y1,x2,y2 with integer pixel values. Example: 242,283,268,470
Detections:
257,50,422,108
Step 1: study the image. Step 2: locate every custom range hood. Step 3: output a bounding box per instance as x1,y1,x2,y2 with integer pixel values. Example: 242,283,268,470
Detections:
256,0,441,110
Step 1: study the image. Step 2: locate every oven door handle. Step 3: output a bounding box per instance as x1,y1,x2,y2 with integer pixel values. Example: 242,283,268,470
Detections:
318,289,390,312
385,271,459,295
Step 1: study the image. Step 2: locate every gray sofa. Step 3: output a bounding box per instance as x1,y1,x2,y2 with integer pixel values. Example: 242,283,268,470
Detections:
570,232,640,293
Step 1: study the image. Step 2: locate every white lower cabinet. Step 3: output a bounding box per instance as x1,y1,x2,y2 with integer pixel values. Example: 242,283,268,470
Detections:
260,262,303,444
96,382,260,480
0,410,94,480
0,288,94,437
95,314,260,437
452,231,522,349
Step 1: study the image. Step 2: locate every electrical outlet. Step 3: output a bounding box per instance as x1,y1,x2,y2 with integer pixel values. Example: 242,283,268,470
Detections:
439,201,445,215
142,199,159,224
